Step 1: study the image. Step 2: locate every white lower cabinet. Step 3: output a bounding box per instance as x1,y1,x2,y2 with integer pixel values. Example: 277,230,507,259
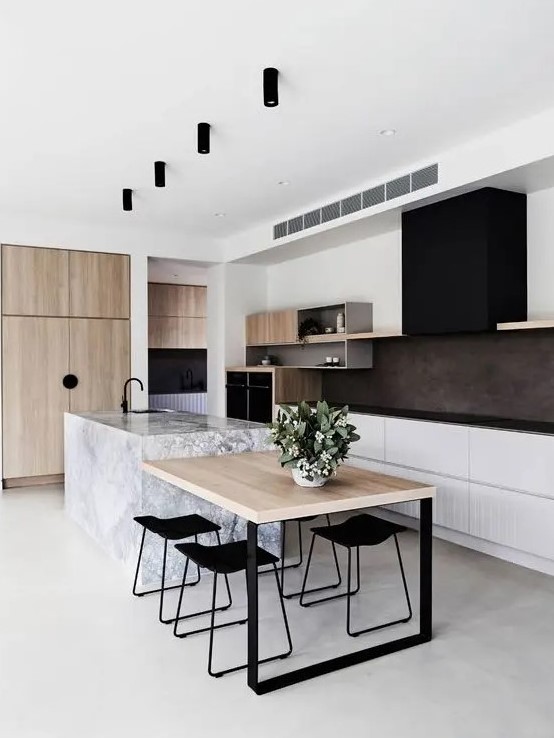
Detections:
348,457,469,533
385,417,469,479
469,427,554,499
349,413,385,461
469,483,554,561
381,464,469,533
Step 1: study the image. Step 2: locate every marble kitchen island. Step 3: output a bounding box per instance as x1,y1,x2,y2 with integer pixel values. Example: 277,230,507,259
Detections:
64,411,276,585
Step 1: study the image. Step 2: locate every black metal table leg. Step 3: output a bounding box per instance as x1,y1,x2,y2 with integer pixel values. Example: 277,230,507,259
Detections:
247,521,259,693
419,497,433,641
249,499,434,695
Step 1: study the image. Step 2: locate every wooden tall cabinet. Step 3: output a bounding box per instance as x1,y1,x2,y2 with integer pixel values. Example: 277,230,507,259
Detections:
148,283,207,349
2,317,70,479
1,244,131,485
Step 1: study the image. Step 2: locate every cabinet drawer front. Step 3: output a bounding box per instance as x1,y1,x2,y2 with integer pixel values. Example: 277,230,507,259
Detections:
380,463,468,531
469,427,554,498
349,413,385,461
470,483,554,560
385,417,469,478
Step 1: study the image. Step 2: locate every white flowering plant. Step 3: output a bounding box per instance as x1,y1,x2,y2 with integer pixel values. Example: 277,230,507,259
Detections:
268,400,360,481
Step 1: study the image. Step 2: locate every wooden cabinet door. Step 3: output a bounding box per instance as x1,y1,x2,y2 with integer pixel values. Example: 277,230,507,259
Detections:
148,283,206,317
245,313,269,345
2,317,69,478
267,309,298,344
69,319,130,412
69,252,130,319
148,317,206,348
2,245,69,316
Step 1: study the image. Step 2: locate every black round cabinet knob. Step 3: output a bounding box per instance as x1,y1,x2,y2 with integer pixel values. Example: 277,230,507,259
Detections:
63,374,79,390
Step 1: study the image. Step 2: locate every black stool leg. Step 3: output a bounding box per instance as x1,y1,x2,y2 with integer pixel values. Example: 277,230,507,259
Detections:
133,527,201,599
347,534,412,638
208,563,293,678
282,515,342,599
299,534,360,608
173,535,236,638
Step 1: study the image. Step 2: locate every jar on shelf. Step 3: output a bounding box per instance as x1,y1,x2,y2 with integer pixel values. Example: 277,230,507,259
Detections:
336,311,345,333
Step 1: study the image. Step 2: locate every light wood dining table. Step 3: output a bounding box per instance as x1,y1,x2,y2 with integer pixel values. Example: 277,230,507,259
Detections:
143,451,435,695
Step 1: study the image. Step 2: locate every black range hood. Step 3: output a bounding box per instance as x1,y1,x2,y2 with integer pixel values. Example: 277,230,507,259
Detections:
402,187,527,335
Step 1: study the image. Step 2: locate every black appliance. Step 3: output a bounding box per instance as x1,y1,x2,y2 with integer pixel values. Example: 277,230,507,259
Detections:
402,187,527,335
225,371,273,423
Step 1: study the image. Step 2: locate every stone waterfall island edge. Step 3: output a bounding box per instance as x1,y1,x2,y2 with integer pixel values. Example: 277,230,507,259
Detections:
64,410,276,585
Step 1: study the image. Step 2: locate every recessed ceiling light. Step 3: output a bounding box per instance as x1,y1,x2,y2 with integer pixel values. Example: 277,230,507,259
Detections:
278,180,290,186
214,212,226,217
379,128,397,137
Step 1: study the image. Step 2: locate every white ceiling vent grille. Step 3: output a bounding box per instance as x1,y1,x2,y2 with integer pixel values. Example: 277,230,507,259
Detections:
272,162,438,239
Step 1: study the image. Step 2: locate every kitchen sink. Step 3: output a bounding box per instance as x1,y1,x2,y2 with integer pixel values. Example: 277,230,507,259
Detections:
130,408,175,414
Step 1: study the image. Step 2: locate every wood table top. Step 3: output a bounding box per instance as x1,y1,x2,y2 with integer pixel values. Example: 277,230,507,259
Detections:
143,451,435,524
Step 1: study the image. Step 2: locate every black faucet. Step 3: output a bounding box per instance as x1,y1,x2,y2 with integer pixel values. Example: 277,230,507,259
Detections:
185,368,193,390
121,377,144,414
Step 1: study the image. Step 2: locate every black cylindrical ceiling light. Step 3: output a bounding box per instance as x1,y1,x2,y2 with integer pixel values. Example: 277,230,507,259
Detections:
197,122,210,154
122,188,133,211
263,67,279,107
154,161,166,187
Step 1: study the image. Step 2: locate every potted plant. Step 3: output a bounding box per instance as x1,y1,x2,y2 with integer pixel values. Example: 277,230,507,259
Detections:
268,400,360,487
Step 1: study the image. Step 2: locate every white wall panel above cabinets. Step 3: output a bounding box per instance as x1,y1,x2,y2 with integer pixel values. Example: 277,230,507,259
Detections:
469,428,554,499
385,418,469,479
470,483,554,561
349,413,385,461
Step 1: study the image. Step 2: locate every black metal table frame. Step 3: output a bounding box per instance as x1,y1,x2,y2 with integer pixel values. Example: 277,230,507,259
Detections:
246,497,432,695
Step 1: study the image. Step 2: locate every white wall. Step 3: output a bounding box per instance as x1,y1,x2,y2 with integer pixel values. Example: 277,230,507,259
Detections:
263,184,554,330
267,224,402,331
527,186,554,318
207,263,268,416
148,258,209,286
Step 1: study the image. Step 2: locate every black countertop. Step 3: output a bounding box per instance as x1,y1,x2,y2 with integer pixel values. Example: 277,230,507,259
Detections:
324,403,554,436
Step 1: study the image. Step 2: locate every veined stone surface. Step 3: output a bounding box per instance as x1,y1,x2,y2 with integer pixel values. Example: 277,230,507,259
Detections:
64,411,277,585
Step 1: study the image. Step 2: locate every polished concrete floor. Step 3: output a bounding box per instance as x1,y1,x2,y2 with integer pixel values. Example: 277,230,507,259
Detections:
1,485,554,738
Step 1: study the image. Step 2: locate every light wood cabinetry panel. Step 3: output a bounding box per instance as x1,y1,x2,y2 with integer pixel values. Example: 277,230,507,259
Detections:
148,317,206,349
267,310,298,344
273,368,321,404
2,245,69,316
2,317,69,478
148,283,206,317
245,313,269,345
69,251,130,318
69,319,130,412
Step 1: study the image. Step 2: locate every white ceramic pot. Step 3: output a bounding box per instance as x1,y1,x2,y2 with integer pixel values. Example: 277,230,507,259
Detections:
291,466,328,488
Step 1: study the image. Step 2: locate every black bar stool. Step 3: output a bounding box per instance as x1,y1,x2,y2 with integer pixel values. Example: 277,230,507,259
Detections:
299,513,412,637
173,540,293,678
280,515,342,599
132,514,230,625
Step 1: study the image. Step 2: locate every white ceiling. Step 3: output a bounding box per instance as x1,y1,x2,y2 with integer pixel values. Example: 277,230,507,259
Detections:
1,0,554,240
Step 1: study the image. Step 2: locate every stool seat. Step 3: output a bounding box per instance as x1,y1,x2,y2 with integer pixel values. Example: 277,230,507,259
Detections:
134,514,220,540
175,540,278,575
311,513,406,548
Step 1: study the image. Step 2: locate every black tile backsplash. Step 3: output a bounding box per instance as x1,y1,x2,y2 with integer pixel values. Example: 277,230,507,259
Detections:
148,349,207,394
322,330,554,423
